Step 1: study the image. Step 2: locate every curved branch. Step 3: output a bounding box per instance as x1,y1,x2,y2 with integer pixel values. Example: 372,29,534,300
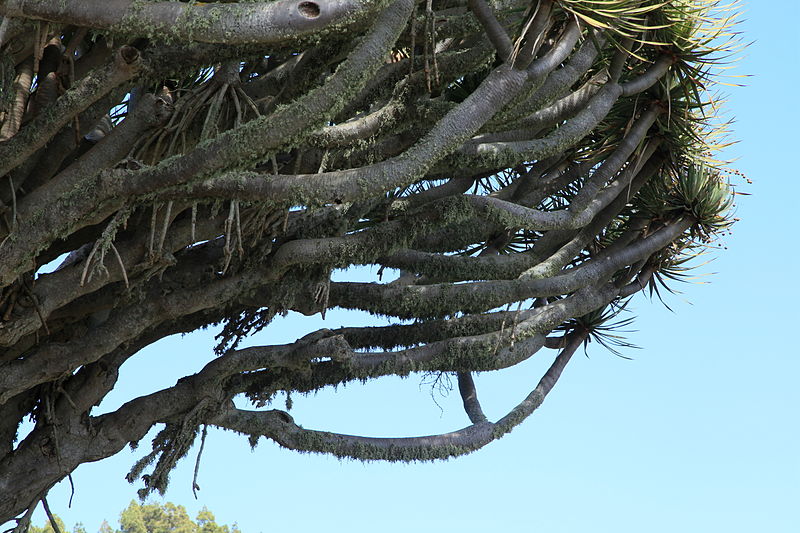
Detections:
621,55,673,96
511,0,554,69
307,100,404,148
211,327,588,462
378,152,659,283
0,0,385,45
328,218,692,319
460,81,624,167
145,19,581,207
458,372,488,423
117,0,414,196
481,70,607,142
215,407,497,461
468,0,513,62
497,31,603,124
493,328,586,435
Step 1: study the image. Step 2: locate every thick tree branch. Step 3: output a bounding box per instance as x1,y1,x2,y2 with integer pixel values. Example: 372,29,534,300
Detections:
0,0,413,288
0,1,738,519
0,0,385,45
211,326,588,461
0,46,141,180
468,0,513,62
328,218,692,319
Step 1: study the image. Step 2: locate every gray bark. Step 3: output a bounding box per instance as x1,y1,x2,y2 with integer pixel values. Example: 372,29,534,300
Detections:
0,0,736,525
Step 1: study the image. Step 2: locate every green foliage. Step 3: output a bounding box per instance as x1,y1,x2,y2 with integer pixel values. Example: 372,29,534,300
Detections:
635,161,734,240
29,502,239,533
557,302,640,359
195,508,238,533
121,501,195,533
28,516,66,533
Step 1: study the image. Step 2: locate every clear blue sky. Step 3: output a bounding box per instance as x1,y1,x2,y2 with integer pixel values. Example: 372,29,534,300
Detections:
11,2,800,532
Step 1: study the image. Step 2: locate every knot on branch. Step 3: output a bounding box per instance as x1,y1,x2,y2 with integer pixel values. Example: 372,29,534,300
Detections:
119,45,140,65
298,2,321,19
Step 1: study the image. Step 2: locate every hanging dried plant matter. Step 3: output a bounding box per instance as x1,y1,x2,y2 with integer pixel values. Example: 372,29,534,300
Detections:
0,0,744,525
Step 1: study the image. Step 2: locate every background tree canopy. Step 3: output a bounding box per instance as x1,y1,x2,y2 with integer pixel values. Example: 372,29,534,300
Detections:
29,502,238,533
0,0,744,528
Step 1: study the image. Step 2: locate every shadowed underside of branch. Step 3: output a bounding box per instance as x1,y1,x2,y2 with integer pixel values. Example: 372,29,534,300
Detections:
0,0,742,526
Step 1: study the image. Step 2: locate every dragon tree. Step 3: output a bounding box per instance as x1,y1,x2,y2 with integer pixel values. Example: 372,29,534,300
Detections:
0,0,742,527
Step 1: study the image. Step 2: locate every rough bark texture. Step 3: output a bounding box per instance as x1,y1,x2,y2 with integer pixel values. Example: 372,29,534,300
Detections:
0,0,739,526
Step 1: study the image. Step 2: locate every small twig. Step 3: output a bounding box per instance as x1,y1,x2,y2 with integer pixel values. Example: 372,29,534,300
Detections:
234,200,244,257
1,284,19,320
509,300,523,347
41,497,63,533
157,200,174,254
8,175,16,228
229,85,242,128
192,424,208,499
409,1,417,77
492,314,508,357
79,240,102,286
130,127,159,161
222,201,236,273
148,203,160,257
191,202,198,242
73,115,81,146
314,274,331,319
43,388,66,470
511,0,553,68
10,498,38,533
199,83,228,141
164,83,216,156
423,0,433,92
109,242,129,288
22,280,49,335
32,21,42,77
317,149,329,173
235,86,260,117
57,384,78,410
67,474,75,508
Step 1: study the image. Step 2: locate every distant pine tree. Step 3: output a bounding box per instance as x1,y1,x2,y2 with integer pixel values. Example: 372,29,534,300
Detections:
28,502,238,533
